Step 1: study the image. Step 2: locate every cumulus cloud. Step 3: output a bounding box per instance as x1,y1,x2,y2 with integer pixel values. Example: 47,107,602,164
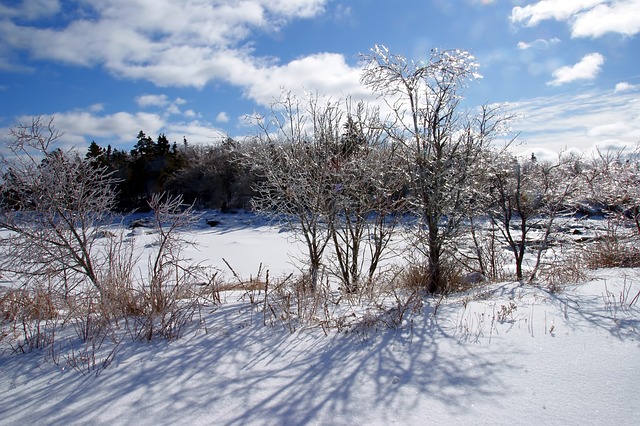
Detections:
614,82,637,93
510,0,604,26
547,53,604,86
0,0,376,110
11,107,227,149
511,0,640,38
135,94,170,108
571,0,640,37
239,52,369,107
216,112,230,123
43,111,166,146
163,121,228,146
88,103,105,113
0,0,349,105
135,94,193,117
0,0,61,20
0,0,376,115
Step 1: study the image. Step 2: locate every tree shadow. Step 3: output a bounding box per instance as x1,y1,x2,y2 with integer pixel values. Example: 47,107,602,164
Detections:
540,269,640,340
0,297,520,425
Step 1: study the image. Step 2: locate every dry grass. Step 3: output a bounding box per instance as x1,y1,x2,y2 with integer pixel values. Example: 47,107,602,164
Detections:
535,255,588,292
396,262,478,295
583,235,640,269
217,279,267,292
0,286,58,322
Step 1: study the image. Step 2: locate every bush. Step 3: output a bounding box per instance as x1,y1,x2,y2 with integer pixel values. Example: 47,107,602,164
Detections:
584,237,640,269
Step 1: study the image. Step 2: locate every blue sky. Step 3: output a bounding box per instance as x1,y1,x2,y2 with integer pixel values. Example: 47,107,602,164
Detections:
1,0,639,159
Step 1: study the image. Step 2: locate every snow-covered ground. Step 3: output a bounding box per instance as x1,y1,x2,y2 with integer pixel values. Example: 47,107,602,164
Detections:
1,213,639,425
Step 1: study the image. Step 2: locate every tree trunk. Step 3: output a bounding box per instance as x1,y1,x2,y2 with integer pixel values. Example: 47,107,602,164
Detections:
427,216,441,293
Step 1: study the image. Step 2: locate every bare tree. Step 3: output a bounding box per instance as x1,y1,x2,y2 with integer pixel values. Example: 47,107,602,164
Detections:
245,93,336,291
585,145,640,234
361,45,510,293
135,193,207,340
0,117,118,297
245,93,405,293
324,102,405,293
485,152,582,282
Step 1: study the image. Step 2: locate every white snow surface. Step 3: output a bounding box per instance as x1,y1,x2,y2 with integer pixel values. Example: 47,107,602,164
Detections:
1,213,639,425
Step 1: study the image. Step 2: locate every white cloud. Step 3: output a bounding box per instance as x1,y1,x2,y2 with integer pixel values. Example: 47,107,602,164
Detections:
0,57,34,73
11,107,226,149
135,94,193,117
547,53,604,86
163,121,227,146
510,0,604,26
89,103,105,113
44,111,166,146
0,0,61,20
166,104,181,115
504,88,640,157
571,0,640,37
333,4,353,21
511,0,640,38
216,112,230,123
135,94,170,108
517,37,560,50
239,52,369,107
0,0,371,110
614,82,637,93
265,0,326,18
0,1,330,86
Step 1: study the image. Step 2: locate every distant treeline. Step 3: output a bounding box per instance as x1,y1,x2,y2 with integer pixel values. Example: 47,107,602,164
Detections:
86,131,256,212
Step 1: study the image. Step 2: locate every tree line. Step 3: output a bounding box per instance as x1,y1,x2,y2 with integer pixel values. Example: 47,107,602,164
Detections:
84,131,254,212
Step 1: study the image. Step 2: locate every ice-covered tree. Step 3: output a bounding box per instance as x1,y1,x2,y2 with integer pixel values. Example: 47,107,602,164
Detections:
361,45,509,293
245,93,336,290
0,117,117,297
324,102,405,293
485,152,583,281
585,145,640,234
245,93,405,292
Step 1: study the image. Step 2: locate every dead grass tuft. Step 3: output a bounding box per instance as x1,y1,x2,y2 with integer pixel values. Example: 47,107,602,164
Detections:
0,286,58,322
583,235,640,269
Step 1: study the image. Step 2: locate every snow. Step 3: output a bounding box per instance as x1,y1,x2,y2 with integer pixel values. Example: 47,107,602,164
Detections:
1,214,639,425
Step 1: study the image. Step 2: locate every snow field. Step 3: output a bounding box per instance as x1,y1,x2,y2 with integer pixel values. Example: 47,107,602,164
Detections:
1,215,639,425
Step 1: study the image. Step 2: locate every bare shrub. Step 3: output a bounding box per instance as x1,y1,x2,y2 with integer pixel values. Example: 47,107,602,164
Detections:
382,288,424,328
246,93,405,295
397,263,432,292
463,221,511,282
0,283,60,352
585,145,640,235
584,239,640,269
538,257,588,292
222,259,335,333
94,230,145,318
395,259,477,295
484,151,583,282
583,221,640,269
130,193,208,341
